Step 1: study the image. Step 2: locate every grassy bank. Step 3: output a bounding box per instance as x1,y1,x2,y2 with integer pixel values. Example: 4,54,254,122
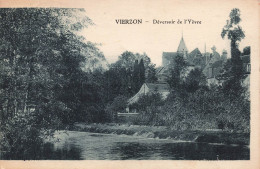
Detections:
68,123,249,145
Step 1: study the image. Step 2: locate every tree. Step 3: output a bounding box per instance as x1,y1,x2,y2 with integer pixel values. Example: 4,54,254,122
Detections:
114,51,136,69
133,60,140,92
0,8,94,120
167,54,187,90
146,65,157,83
109,51,155,96
185,68,207,92
106,95,128,112
221,8,246,96
113,51,155,81
138,59,145,87
105,95,129,122
130,93,163,111
102,64,134,105
0,8,103,159
221,8,245,77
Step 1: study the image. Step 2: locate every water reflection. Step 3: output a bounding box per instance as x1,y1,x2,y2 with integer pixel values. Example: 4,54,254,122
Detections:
41,142,83,160
1,142,83,160
110,142,249,160
0,131,249,160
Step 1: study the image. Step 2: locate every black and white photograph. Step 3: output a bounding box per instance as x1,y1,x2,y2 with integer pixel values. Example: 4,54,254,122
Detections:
0,0,259,168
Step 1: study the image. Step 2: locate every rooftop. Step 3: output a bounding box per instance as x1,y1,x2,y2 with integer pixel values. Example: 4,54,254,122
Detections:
177,37,188,53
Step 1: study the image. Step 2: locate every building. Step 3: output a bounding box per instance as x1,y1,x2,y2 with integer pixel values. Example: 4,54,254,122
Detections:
162,35,189,68
161,35,207,82
127,83,170,105
188,48,205,69
160,34,251,89
201,46,229,86
129,34,250,108
204,52,251,87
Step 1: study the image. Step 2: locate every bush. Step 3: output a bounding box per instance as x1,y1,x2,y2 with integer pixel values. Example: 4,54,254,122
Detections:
105,95,129,122
130,92,164,111
131,87,250,132
0,111,45,159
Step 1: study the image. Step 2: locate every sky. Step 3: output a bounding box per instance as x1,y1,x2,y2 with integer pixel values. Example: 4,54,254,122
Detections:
79,0,257,67
0,0,257,67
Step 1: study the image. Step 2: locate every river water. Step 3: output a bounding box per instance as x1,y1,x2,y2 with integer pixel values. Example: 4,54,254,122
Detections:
49,130,249,160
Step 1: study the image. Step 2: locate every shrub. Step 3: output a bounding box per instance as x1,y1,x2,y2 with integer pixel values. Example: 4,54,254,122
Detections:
133,87,250,132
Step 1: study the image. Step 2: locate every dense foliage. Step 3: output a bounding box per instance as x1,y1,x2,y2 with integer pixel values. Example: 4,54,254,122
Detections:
130,87,249,132
0,8,105,158
0,8,250,159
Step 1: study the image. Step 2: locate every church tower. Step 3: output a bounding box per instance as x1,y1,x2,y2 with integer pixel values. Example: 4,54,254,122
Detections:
177,34,188,59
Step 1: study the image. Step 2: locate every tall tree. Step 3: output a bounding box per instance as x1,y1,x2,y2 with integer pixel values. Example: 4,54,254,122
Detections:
167,54,187,90
221,8,245,96
146,65,157,83
113,51,155,81
114,51,136,69
133,60,140,92
0,8,103,158
139,59,145,86
185,68,207,93
221,8,245,77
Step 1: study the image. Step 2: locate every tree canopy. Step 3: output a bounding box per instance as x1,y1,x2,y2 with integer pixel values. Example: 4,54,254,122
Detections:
0,8,107,158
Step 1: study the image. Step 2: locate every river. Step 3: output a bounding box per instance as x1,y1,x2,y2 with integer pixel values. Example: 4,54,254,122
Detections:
47,130,249,160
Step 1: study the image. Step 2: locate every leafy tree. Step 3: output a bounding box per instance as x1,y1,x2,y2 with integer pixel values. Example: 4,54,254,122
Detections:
105,95,129,122
221,8,246,96
130,93,163,111
113,51,136,69
185,68,207,92
146,65,157,83
106,95,128,113
221,8,244,77
107,51,156,99
133,60,140,92
103,64,134,104
113,51,155,82
167,54,187,90
139,59,145,86
0,8,104,159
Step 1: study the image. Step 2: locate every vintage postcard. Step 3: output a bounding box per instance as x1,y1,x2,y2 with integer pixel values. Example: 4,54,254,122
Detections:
0,0,259,168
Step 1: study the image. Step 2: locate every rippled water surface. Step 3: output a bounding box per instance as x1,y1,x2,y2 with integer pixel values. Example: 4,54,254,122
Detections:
50,131,249,160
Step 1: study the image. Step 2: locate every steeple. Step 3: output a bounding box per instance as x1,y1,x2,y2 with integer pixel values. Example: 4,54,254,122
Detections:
177,33,188,58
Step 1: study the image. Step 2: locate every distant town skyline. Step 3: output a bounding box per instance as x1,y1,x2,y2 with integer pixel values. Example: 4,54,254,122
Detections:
78,0,257,66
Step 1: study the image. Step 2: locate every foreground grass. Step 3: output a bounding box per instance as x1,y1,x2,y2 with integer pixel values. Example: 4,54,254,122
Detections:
68,123,249,145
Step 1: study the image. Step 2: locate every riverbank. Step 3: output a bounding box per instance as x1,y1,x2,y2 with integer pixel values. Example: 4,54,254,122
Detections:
67,123,249,145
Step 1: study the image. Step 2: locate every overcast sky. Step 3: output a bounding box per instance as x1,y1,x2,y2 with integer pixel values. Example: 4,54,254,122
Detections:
80,0,256,66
